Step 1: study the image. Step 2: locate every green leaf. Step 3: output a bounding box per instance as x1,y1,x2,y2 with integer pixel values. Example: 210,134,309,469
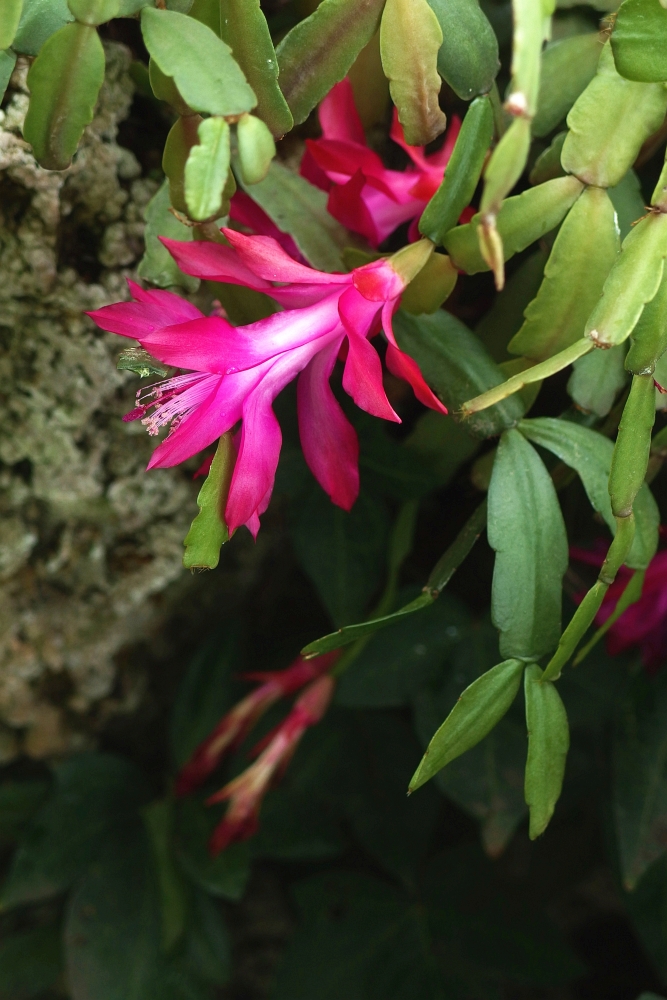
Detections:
0,781,49,844
1,754,150,909
64,820,162,1000
236,112,276,185
444,175,584,275
611,0,667,82
409,658,525,792
173,797,250,901
585,211,667,348
626,266,667,374
290,485,389,627
143,799,188,952
399,252,457,314
0,0,23,50
508,185,620,362
182,434,234,570
67,0,119,26
137,180,200,292
11,0,72,56
276,0,385,126
488,429,568,659
524,663,569,839
170,628,239,768
475,248,548,362
412,619,528,855
562,41,667,189
184,117,231,222
505,0,546,118
0,925,62,999
182,889,230,986
392,309,526,439
141,7,256,116
23,21,105,170
234,159,350,272
426,0,499,100
609,169,645,241
624,855,667,980
163,113,204,215
528,131,567,186
404,410,480,487
614,671,667,890
380,0,446,146
532,33,602,137
479,115,532,219
521,415,658,571
567,344,627,416
219,0,292,136
356,412,444,499
0,48,16,103
420,95,494,244
336,589,470,708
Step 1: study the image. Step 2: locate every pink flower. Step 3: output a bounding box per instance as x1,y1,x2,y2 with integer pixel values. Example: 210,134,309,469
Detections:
572,542,667,670
174,652,338,796
300,77,462,247
206,673,336,854
88,232,445,537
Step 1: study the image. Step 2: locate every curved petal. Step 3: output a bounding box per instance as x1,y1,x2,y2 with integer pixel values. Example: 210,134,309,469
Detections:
88,284,204,339
225,392,283,536
319,78,366,145
337,285,381,340
161,237,274,290
222,228,348,285
381,301,447,414
305,139,388,188
343,332,399,422
353,260,404,302
229,191,303,262
327,172,381,247
140,315,237,372
297,336,360,510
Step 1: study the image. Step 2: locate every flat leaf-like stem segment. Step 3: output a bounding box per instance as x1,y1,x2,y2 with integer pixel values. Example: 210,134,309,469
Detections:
488,429,568,660
276,0,385,125
444,175,583,274
0,0,23,49
409,658,525,792
426,0,499,101
524,664,569,839
301,501,488,658
23,22,105,170
184,117,231,222
380,0,447,146
532,33,602,138
183,434,235,570
611,0,667,83
141,7,256,117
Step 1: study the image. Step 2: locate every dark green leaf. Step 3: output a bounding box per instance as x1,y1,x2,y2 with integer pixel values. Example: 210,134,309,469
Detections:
336,589,470,708
234,159,349,272
611,0,667,82
143,799,188,952
524,663,570,839
173,797,250,901
420,95,494,244
183,890,230,986
141,7,256,116
276,0,385,125
219,0,292,137
409,657,524,792
393,309,525,439
475,249,548,362
0,781,49,844
488,429,568,659
12,0,72,55
609,169,645,241
356,413,442,499
528,132,566,186
64,820,162,1000
614,671,667,890
23,22,105,170
170,626,239,768
1,754,150,909
412,619,527,856
426,0,498,100
0,0,22,50
624,854,667,980
0,925,62,999
532,33,602,137
0,48,16,103
290,484,389,627
403,411,480,487
137,180,200,292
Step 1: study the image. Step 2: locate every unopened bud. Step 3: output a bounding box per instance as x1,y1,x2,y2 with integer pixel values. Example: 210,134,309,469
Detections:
237,113,276,185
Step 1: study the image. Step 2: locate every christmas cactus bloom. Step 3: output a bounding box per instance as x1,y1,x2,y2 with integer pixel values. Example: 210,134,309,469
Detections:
206,674,336,854
300,77,461,246
175,652,338,796
89,233,445,536
573,543,667,669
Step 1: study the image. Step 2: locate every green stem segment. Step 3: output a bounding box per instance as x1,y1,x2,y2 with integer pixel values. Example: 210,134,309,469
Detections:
573,568,645,665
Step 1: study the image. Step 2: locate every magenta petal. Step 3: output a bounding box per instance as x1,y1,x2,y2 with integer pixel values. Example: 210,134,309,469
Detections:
222,229,348,285
390,108,430,171
297,337,360,510
327,172,381,248
319,78,366,145
338,285,381,340
225,392,283,535
161,238,274,290
140,315,237,372
229,191,303,262
343,331,399,422
385,342,447,414
353,260,404,302
88,286,204,339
